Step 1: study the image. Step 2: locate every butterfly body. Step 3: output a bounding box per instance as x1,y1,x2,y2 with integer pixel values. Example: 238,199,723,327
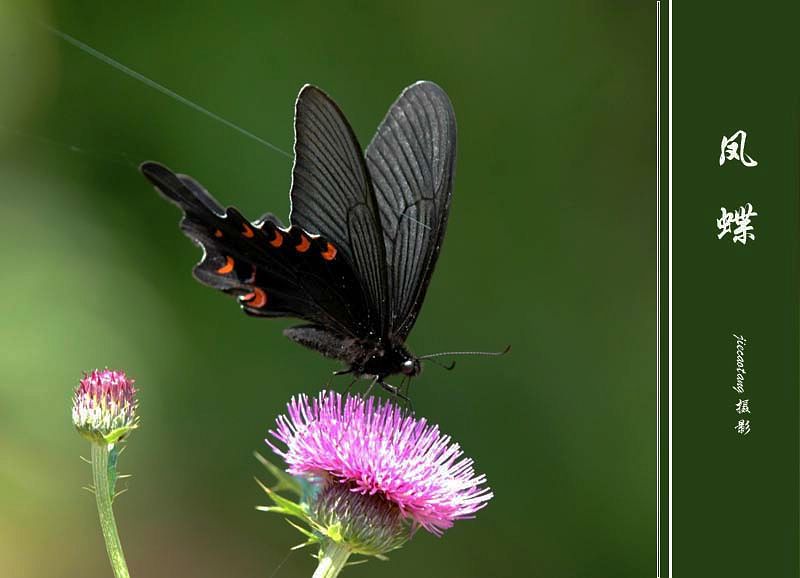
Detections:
284,326,420,380
143,81,455,386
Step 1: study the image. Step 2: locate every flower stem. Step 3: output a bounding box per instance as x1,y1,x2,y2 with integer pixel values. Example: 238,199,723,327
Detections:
91,443,130,578
312,540,351,578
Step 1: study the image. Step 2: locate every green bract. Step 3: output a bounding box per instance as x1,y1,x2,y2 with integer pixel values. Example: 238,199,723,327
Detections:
255,453,410,560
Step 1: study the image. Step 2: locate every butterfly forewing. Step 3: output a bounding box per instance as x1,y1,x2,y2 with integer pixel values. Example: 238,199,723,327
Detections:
365,81,457,339
289,85,389,338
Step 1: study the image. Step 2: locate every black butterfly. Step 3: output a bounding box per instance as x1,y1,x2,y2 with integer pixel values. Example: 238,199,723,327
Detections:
142,81,476,395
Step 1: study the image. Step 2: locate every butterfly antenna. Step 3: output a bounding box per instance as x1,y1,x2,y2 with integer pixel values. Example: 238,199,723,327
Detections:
425,358,456,371
419,345,511,360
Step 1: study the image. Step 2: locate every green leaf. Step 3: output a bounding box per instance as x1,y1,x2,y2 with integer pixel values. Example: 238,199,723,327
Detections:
101,424,137,446
255,478,309,521
286,519,318,543
254,452,302,496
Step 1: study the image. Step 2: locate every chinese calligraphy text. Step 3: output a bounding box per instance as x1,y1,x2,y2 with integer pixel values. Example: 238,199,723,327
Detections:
720,130,758,167
717,204,757,245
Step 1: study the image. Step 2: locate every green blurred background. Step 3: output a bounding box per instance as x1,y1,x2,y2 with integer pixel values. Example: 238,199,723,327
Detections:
0,1,655,576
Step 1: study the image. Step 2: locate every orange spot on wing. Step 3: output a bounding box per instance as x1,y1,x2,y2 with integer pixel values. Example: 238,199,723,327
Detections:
296,234,311,253
216,256,235,274
242,287,268,308
321,242,337,261
214,229,223,238
242,223,254,238
269,231,284,248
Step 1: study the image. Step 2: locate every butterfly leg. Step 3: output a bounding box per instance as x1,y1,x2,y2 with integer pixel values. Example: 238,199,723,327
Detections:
362,375,380,398
331,366,354,389
401,378,415,414
344,376,359,394
380,380,414,414
402,376,413,400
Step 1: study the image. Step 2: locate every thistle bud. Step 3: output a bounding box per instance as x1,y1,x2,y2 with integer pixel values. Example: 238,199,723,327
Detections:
72,369,138,444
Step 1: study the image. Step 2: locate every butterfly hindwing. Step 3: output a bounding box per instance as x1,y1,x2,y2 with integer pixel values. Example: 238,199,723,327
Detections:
141,162,374,338
365,81,457,339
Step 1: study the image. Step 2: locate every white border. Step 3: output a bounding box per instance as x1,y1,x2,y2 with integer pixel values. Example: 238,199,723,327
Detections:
656,1,662,576
656,2,672,575
668,0,673,575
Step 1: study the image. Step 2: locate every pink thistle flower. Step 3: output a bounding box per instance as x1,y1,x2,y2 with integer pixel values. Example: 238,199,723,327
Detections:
72,369,138,444
267,391,492,536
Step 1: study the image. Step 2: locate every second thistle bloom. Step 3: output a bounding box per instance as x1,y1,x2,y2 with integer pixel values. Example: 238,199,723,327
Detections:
268,391,492,538
72,369,138,444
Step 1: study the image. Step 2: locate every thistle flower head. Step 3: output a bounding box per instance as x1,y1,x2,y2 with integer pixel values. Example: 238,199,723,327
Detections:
312,480,408,556
267,391,492,537
72,369,138,444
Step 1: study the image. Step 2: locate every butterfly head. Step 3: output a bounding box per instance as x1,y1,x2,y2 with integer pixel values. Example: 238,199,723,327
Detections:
401,357,421,377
